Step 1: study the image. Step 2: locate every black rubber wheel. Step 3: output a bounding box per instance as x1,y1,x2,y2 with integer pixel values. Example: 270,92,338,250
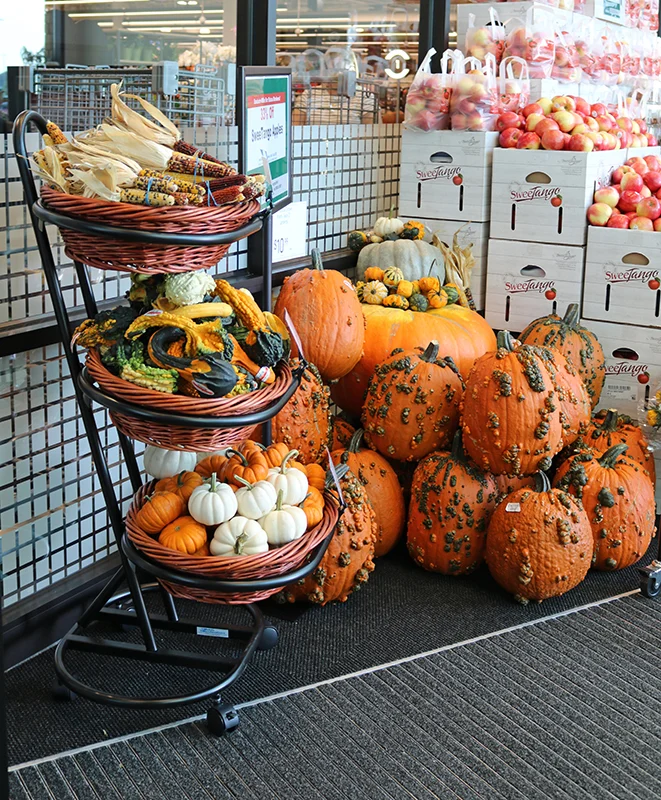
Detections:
207,704,240,736
52,680,76,702
258,625,279,651
641,576,661,599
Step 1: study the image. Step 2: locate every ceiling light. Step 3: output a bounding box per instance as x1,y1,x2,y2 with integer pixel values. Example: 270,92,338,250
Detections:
70,8,222,17
177,1,187,4
47,0,147,5
199,26,210,34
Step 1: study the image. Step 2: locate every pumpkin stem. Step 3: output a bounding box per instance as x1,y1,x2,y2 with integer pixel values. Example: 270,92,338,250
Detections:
275,489,284,511
347,429,365,453
226,449,248,466
280,449,299,472
598,443,629,468
427,258,437,277
599,409,619,433
234,531,248,555
388,203,395,219
563,303,580,329
533,471,551,493
311,248,324,272
420,341,440,363
233,475,254,490
209,472,218,492
450,429,465,461
496,331,516,352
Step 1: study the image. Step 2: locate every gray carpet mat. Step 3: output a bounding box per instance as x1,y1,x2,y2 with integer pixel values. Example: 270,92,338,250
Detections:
9,593,661,800
5,542,658,766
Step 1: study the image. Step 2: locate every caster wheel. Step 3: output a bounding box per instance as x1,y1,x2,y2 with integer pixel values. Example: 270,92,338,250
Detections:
258,625,279,651
207,704,239,736
641,575,661,598
52,680,76,702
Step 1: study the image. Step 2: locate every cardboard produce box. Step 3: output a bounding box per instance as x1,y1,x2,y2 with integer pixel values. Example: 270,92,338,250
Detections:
583,227,661,328
583,319,661,419
485,238,584,332
417,218,489,310
490,148,624,246
399,130,499,223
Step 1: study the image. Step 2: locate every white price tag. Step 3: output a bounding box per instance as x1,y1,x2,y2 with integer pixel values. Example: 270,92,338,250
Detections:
505,502,521,513
272,201,307,263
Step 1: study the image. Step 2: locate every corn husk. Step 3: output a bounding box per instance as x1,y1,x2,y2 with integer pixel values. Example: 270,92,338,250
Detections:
432,228,476,310
110,82,180,145
30,147,70,192
67,166,174,206
92,124,175,170
63,138,143,178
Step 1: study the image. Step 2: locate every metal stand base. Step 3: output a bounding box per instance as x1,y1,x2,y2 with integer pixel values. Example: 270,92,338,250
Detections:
639,560,661,599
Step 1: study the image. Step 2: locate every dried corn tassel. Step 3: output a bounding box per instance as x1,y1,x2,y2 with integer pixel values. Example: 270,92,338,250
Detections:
46,121,68,145
432,229,475,310
134,175,179,194
110,83,180,146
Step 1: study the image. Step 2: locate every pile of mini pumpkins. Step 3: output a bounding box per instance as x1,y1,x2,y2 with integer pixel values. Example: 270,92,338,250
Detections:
356,266,464,313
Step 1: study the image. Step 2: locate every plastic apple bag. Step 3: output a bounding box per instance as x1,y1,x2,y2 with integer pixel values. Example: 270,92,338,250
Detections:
552,25,581,83
465,9,506,65
404,47,457,132
642,0,659,32
575,17,597,84
502,9,555,80
450,53,499,132
497,56,530,115
596,26,622,87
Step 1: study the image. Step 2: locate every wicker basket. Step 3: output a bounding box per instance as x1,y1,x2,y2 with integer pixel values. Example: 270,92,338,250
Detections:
125,481,339,604
41,186,260,274
86,349,293,451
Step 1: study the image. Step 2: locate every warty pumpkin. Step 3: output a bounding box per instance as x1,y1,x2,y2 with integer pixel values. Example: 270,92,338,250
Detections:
279,469,376,605
332,428,406,557
553,443,656,571
273,248,364,382
363,341,464,462
329,414,356,451
331,303,496,418
494,474,535,500
519,303,605,409
154,470,204,503
407,431,499,575
461,331,564,476
545,349,591,446
485,472,593,603
135,491,185,535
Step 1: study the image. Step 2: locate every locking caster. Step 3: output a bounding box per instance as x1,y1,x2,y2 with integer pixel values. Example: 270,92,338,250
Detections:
207,703,240,736
639,560,661,599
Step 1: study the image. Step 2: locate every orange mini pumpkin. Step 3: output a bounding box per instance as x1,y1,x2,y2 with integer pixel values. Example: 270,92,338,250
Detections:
222,448,269,487
158,516,208,554
301,486,325,530
195,454,229,480
135,491,184,535
155,470,204,503
305,463,327,491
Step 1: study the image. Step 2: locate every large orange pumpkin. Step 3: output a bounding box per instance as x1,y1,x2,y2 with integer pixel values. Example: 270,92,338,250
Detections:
331,428,405,557
330,303,496,418
274,249,364,382
407,432,499,575
519,303,605,409
485,472,593,603
362,341,464,462
554,443,656,571
461,331,564,476
546,349,591,446
329,414,357,451
494,474,535,499
280,469,376,604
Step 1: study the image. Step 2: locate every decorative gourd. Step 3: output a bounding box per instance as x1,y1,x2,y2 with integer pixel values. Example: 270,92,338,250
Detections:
234,476,277,520
355,281,365,302
363,341,464,462
348,230,369,252
396,280,414,298
382,294,409,310
400,220,425,240
519,303,605,409
461,332,563,476
383,267,405,287
223,448,269,487
154,471,204,503
135,491,185,535
259,490,308,545
408,293,429,313
363,281,388,305
210,517,269,557
364,267,385,282
331,428,405,557
358,239,445,283
301,487,325,530
306,463,327,491
195,454,229,480
576,409,656,484
419,275,441,294
407,432,499,575
274,248,365,382
547,349,591,446
330,415,356,451
188,473,238,526
280,469,377,605
143,446,197,480
373,212,404,238
442,285,460,305
427,290,447,309
553,444,656,571
330,303,496,419
158,516,208,554
485,472,593,603
267,450,309,505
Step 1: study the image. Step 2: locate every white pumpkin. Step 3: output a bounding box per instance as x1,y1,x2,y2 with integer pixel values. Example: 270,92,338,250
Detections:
373,214,404,238
188,474,237,526
143,445,196,479
259,490,308,546
266,449,308,506
210,517,269,557
357,239,445,283
235,477,277,520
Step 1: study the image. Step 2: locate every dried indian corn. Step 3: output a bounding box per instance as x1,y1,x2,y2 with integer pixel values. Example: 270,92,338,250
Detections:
133,174,179,194
172,140,230,168
45,121,68,145
166,151,234,178
119,188,174,207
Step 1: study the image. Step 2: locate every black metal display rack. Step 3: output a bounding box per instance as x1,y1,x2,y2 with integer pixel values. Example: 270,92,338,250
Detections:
12,109,336,735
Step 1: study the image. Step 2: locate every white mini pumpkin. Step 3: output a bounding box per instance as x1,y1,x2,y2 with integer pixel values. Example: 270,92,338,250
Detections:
267,449,308,506
188,473,237,526
210,517,269,557
373,213,404,238
235,477,277,520
259,490,308,546
143,445,196,479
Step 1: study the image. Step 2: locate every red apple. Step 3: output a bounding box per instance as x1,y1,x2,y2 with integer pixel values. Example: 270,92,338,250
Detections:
594,186,620,208
595,114,614,132
654,218,661,232
585,132,604,150
497,112,522,132
630,216,654,231
571,123,589,135
452,174,463,186
643,171,661,192
638,372,651,384
618,117,634,134
636,197,661,220
649,278,661,289
619,190,644,212
621,172,644,193
537,97,553,115
545,289,557,300
624,211,638,220
612,165,634,184
541,129,566,151
648,134,658,146
644,156,661,172
637,118,649,134
552,111,577,133
526,113,546,132
590,102,608,117
535,118,560,138
568,133,594,152
618,131,633,149
587,202,614,226
627,157,649,175
641,186,652,198
516,132,542,150
607,214,631,228
499,127,522,148
451,113,468,131
632,120,641,136
612,184,621,194
522,103,544,118
572,96,591,116
551,95,576,113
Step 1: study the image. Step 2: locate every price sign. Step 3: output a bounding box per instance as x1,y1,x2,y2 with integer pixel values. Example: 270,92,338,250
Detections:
272,201,307,263
239,67,292,211
595,0,625,24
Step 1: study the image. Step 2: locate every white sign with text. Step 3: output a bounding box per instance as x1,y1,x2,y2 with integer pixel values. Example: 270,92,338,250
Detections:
272,201,308,263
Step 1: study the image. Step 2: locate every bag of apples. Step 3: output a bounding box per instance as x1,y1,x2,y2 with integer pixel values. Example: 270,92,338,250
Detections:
574,17,597,83
496,56,530,115
465,9,506,65
450,53,499,132
552,25,582,83
592,26,622,86
502,9,555,79
404,47,459,132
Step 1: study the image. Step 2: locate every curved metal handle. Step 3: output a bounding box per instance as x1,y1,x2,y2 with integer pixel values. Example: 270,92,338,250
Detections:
12,110,50,215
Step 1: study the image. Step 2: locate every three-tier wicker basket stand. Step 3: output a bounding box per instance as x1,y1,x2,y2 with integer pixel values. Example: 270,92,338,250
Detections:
13,110,340,734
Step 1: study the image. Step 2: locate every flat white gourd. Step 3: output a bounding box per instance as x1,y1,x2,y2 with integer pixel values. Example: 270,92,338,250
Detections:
144,445,196,479
188,473,237,526
259,490,308,545
234,477,277,520
210,517,269,557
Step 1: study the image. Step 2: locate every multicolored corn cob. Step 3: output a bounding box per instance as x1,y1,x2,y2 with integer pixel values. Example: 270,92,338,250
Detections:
134,175,179,194
166,151,234,178
172,139,231,168
119,188,174,207
211,186,244,205
45,121,68,145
